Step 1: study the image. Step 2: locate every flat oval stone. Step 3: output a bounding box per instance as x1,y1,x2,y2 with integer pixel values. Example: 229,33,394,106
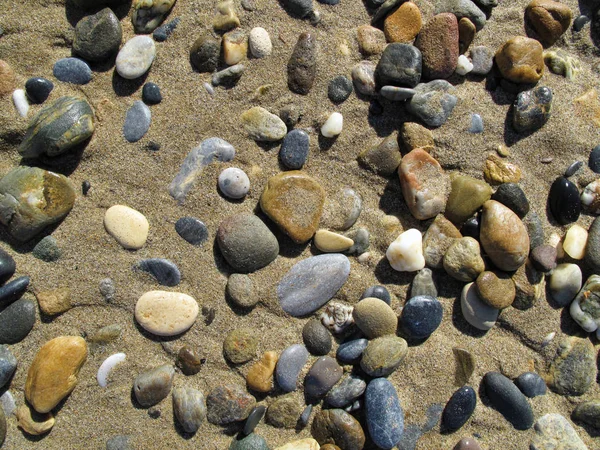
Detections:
276,344,309,392
515,372,546,398
549,176,580,225
277,254,350,316
336,338,368,363
175,217,208,245
104,205,149,250
123,101,151,143
442,386,476,431
0,297,36,344
116,36,156,80
311,409,365,450
325,374,366,408
360,335,408,377
288,32,317,95
328,76,353,103
483,372,533,430
135,290,199,336
241,107,287,142
304,356,342,398
365,378,404,449
353,297,397,338
206,384,256,425
375,43,422,88
0,345,17,389
379,85,416,101
133,364,174,407
19,96,94,158
0,276,29,308
172,387,206,433
176,346,202,376
302,319,332,356
73,7,122,62
400,295,443,339
53,58,91,84
135,258,181,286
243,405,267,435
25,336,87,413
280,129,309,169
25,77,53,104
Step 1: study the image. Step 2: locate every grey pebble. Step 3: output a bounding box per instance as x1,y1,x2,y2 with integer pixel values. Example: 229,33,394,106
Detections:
328,75,353,103
142,82,162,105
336,338,368,363
212,64,245,86
229,433,269,450
380,86,416,101
243,405,266,435
564,161,583,178
573,15,590,32
483,371,533,430
0,345,17,389
280,129,309,170
435,0,486,30
133,365,175,408
407,80,457,127
135,258,181,287
468,114,483,133
0,297,36,344
410,268,437,298
470,46,494,75
515,372,546,398
325,373,367,408
99,278,115,301
32,236,61,262
345,228,370,255
53,57,92,84
153,18,180,42
491,183,530,218
227,274,258,308
304,356,343,398
106,435,131,450
365,378,404,449
175,217,208,246
73,7,122,62
276,344,309,392
375,43,422,88
513,86,552,133
123,101,151,143
302,319,332,356
172,387,206,433
281,0,313,18
0,276,29,308
299,404,313,426
361,285,391,304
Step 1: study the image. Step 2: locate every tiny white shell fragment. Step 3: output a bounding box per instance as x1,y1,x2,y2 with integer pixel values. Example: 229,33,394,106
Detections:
541,332,555,348
97,352,127,387
13,89,29,117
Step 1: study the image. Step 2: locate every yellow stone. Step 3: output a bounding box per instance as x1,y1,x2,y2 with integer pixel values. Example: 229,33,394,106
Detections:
223,29,247,66
275,439,321,450
562,224,587,260
25,336,88,414
384,2,422,43
483,154,522,185
16,404,55,435
104,204,149,250
35,288,72,316
314,229,353,252
246,351,278,393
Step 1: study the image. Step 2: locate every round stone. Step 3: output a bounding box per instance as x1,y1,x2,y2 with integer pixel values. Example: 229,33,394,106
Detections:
443,237,485,282
0,297,36,344
563,224,587,260
73,7,122,62
227,274,258,308
302,319,332,356
445,175,492,225
548,263,581,306
123,100,151,143
360,285,391,304
135,291,199,337
142,82,162,105
207,384,256,425
400,295,443,339
491,183,530,218
172,387,206,433
116,36,156,80
133,365,174,407
514,372,546,398
190,31,221,72
280,129,309,169
218,168,250,199
311,409,365,450
175,217,208,246
357,25,386,56
328,76,353,103
32,236,61,262
304,356,343,398
25,77,53,104
360,335,408,377
475,271,516,309
513,86,552,132
353,297,397,338
249,27,272,58
223,328,259,364
454,438,482,450
549,176,581,225
321,112,343,138
365,378,404,449
384,1,422,43
276,344,309,392
526,0,572,46
483,371,534,430
104,205,149,250
53,58,91,84
461,282,499,331
266,395,302,429
375,43,422,88
415,13,459,79
495,36,544,84
442,386,476,431
336,338,368,364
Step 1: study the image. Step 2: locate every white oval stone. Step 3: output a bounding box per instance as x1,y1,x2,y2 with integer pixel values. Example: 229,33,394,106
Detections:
321,112,343,138
12,89,29,118
314,229,354,252
218,167,250,199
249,27,272,58
386,228,425,272
116,36,156,80
104,205,149,250
135,290,199,336
455,55,473,75
562,224,588,260
461,282,499,330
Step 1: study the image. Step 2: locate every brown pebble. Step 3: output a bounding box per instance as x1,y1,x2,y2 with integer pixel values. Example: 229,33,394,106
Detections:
454,437,482,450
415,13,459,79
176,345,203,375
475,271,516,309
483,154,522,185
287,32,317,95
384,2,422,43
399,122,435,154
458,18,476,54
16,404,55,436
526,0,572,46
35,288,72,316
0,60,15,97
246,351,278,393
357,25,386,56
495,36,544,84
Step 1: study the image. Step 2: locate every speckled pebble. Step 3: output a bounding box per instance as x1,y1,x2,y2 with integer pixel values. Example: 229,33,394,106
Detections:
219,168,250,199
53,58,92,84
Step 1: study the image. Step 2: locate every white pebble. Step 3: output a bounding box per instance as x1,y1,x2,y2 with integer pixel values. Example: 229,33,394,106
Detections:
541,331,555,348
321,112,343,138
0,390,16,416
562,224,587,260
386,228,425,272
204,82,215,96
249,27,272,58
218,167,250,199
116,36,156,80
97,353,126,387
455,55,474,76
12,89,29,117
104,205,149,250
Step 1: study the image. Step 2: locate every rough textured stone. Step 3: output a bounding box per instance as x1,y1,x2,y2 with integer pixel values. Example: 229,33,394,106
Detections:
358,133,402,176
227,274,259,308
302,319,332,355
0,60,15,97
361,335,408,377
353,297,397,338
223,328,259,364
548,337,597,396
530,414,587,450
415,13,459,80
375,43,422,88
357,25,386,56
207,384,256,425
288,32,317,95
407,80,458,127
526,0,572,46
484,154,522,185
172,387,206,433
470,46,494,75
495,36,544,84
311,409,365,450
572,400,600,429
35,288,71,316
443,237,485,282
266,395,302,428
423,215,462,269
475,271,515,309
73,8,122,62
190,31,221,72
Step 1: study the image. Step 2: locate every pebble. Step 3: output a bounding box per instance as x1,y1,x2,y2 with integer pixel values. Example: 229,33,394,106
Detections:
361,285,391,304
387,228,425,272
410,268,437,298
276,344,309,392
142,82,162,105
470,46,494,75
25,77,52,104
218,167,250,199
547,337,596,396
217,214,279,273
435,0,486,30
288,32,317,95
280,129,309,169
53,57,92,84
32,236,61,262
213,0,240,31
135,290,199,336
475,271,515,309
172,387,206,433
35,288,71,316
16,404,55,436
25,336,87,413
445,175,492,225
573,14,590,32
407,80,458,127
302,319,332,355
190,31,221,72
123,100,151,143
365,378,404,449
97,353,126,388
73,7,122,62
326,374,366,408
227,274,258,308
106,436,132,450
360,335,408,377
383,2,422,43
304,356,342,398
483,372,533,430
242,106,287,142
525,212,544,250
243,406,267,435
249,27,272,58
401,295,443,339
99,278,116,303
116,36,156,80
311,409,365,450
12,89,29,117
82,180,91,196
247,351,278,392
321,112,343,138
459,17,476,54
375,43,422,88
455,55,473,75
135,258,181,286
223,29,247,66
564,160,583,178
153,17,180,41
454,438,482,450
379,86,416,101
132,0,176,33
206,384,256,425
0,276,29,308
326,77,352,104
468,113,483,133
352,61,377,96
400,149,450,219
531,244,556,272
321,188,362,231
581,179,600,213
357,25,387,56
515,372,546,398
526,0,572,46
299,404,313,427
174,217,208,246
442,386,476,431
570,275,600,337
530,414,587,450
586,216,600,271
133,365,175,407
223,328,259,364
491,183,529,218
549,176,581,225
544,49,581,80
562,224,587,260
513,86,552,132
354,297,397,338
266,395,302,428
484,154,522,184
279,104,303,129
282,0,313,17
0,60,15,96
19,96,94,158
461,282,499,330
336,338,368,363
230,433,269,450
345,228,369,255
0,297,36,344
495,36,544,84
423,215,462,269
572,400,600,429
104,205,149,250
176,346,203,375
0,345,16,389
87,323,122,344
0,404,4,445
415,13,458,79
1,391,16,416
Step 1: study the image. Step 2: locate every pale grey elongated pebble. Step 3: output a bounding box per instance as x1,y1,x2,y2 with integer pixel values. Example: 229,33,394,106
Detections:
276,344,309,392
12,89,29,117
212,64,245,86
123,101,151,143
204,82,215,95
0,390,15,416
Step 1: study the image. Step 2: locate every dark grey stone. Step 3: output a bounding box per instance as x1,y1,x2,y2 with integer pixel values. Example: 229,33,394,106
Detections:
491,183,530,218
135,258,181,286
276,344,309,392
549,176,580,225
0,298,36,344
302,319,332,356
280,129,309,169
407,80,457,127
365,378,404,449
375,43,422,88
142,82,162,105
73,7,122,62
515,372,546,398
344,228,370,255
281,0,313,17
380,86,416,101
461,215,480,240
243,405,266,435
336,338,368,363
175,217,208,246
0,248,15,285
153,18,180,42
25,77,54,104
441,386,476,431
483,372,533,430
299,404,312,426
190,32,221,73
525,212,544,250
0,276,29,309
53,57,92,84
513,86,552,132
435,0,486,30
573,15,590,32
325,374,367,408
328,75,353,103
32,236,61,262
589,145,600,173
564,161,583,178
361,285,391,304
123,100,151,143
587,216,600,272
304,356,342,398
82,180,91,196
400,295,443,339
0,345,16,389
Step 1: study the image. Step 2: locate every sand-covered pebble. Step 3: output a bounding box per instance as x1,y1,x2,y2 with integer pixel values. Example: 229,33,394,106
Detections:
249,27,272,58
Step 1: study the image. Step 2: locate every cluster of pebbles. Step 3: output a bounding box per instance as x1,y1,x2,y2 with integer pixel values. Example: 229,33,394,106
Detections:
0,0,600,448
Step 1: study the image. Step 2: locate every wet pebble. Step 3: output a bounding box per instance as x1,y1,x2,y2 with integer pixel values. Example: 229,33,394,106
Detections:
172,387,206,433
336,338,368,364
549,176,580,225
328,76,353,103
365,378,404,449
302,319,332,355
515,372,546,398
206,384,256,425
116,36,156,79
442,386,476,431
53,58,92,84
25,77,53,104
276,344,309,392
400,295,443,339
218,168,250,199
573,14,590,32
142,82,162,105
483,372,533,430
0,297,36,344
495,36,543,84
453,438,482,450
325,374,366,408
590,146,600,173
175,217,208,246
123,101,151,143
491,183,529,218
0,345,16,389
243,405,266,435
304,356,342,398
135,258,181,286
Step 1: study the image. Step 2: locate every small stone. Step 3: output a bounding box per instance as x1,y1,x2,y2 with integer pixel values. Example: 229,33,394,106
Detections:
525,212,544,250
453,348,476,386
423,215,462,269
247,351,278,393
302,319,333,355
221,30,246,67
365,378,404,449
572,400,600,429
82,180,91,196
288,32,317,95
548,337,597,396
531,414,587,450
549,176,581,225
53,57,91,84
515,372,546,398
243,406,267,435
562,224,587,260
326,374,367,408
484,154,522,184
526,0,572,46
468,113,483,133
0,276,29,308
0,345,16,389
455,55,473,75
459,18,476,54
218,167,250,200
513,86,552,132
483,372,534,430
358,134,401,176
400,295,443,339
586,216,600,271
217,214,279,273
512,260,544,310
242,106,287,142
0,297,36,344
531,245,556,272
13,89,29,117
142,82,162,105
153,17,180,42
410,268,437,298
279,104,303,129
495,36,544,84
98,278,116,302
475,271,515,309
35,288,71,316
564,161,583,178
570,275,600,338
175,217,208,245
281,0,313,17
116,36,155,80
321,112,343,138
470,46,494,75
344,228,370,255
445,175,492,225
266,395,302,429
213,0,240,31
276,344,309,392
352,61,376,96
207,384,256,425
135,258,181,287
384,2,422,43
176,346,202,375
73,8,122,62
415,13,459,79
0,60,15,97
223,328,259,364
442,386,476,431
361,285,391,304
573,15,590,32
135,291,199,337
328,76,353,104
311,409,365,450
443,237,484,282
32,236,61,262
190,31,221,72
357,25,386,56
132,0,175,33
123,100,151,143
172,387,206,433
230,433,269,450
336,338,368,364
132,365,174,408
387,228,425,272
544,49,581,80
25,77,53,104
354,297,397,338
87,323,122,344
313,230,353,253
227,274,258,308
280,129,309,170
360,335,408,377
453,438,482,450
25,336,87,413
461,282,499,330
249,27,272,58
491,183,529,218
379,86,416,101
16,404,54,436
407,80,458,127
104,205,149,250
435,0,486,30
305,356,343,400
375,43,422,88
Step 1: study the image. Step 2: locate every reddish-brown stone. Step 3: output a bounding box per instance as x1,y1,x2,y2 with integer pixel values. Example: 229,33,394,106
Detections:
415,13,459,79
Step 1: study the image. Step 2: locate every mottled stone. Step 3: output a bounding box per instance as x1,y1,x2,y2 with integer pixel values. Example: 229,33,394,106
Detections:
35,288,71,316
213,0,240,31
423,215,462,269
223,328,259,364
572,400,600,429
407,80,458,127
247,351,278,393
442,386,476,431
357,25,386,56
0,60,15,97
415,13,459,79
513,86,552,132
365,378,404,449
207,384,256,425
548,337,597,396
320,187,362,231
358,134,402,176
73,7,122,62
354,297,397,338
53,58,92,85
530,414,587,450
0,345,16,389
190,31,221,73
266,395,302,428
328,76,353,104
352,61,377,96
280,129,310,170
400,295,443,339
241,107,287,142
133,365,174,407
384,2,422,43
411,268,437,298
326,374,366,408
176,346,203,376
227,274,258,309
311,409,365,450
288,32,317,95
360,335,408,377
484,154,522,185
131,0,176,33
435,0,486,30
116,36,155,80
470,46,494,75
445,175,492,225
495,36,544,84
172,387,206,433
303,319,332,355
230,433,269,450
32,235,61,262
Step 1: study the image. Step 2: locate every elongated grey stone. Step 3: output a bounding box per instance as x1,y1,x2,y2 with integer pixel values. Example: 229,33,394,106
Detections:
123,101,151,143
212,64,245,86
0,345,17,389
135,258,181,286
275,344,309,392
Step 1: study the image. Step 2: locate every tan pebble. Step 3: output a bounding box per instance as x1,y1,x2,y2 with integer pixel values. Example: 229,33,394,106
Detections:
526,0,572,46
353,297,398,338
35,288,72,316
357,25,386,56
483,154,522,184
25,336,88,414
246,351,278,393
495,36,544,84
475,271,516,309
135,290,199,337
496,144,510,157
399,122,434,153
104,205,149,250
339,41,350,56
223,29,247,66
213,0,240,31
458,17,476,54
314,229,354,252
574,89,600,128
275,438,320,450
384,2,422,43
16,404,55,436
0,60,16,96
562,224,587,260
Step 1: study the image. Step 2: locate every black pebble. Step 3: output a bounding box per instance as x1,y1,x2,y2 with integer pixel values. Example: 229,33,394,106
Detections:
175,217,208,246
483,372,534,430
589,145,600,173
461,215,480,240
82,180,91,196
361,285,391,304
135,258,181,287
0,298,36,344
564,160,583,178
328,75,353,103
514,372,546,398
142,82,162,105
0,248,15,285
573,15,590,32
491,183,529,218
146,141,161,151
243,405,266,435
153,18,180,42
302,319,332,355
25,77,54,104
549,176,581,225
442,386,477,431
0,276,29,309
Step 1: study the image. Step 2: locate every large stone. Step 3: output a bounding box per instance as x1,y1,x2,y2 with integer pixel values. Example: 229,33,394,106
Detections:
415,13,459,80
73,7,122,62
526,0,572,46
547,337,597,396
353,298,397,338
445,175,492,224
365,378,404,449
483,372,534,430
311,409,365,450
495,36,544,84
384,2,422,43
530,414,587,450
375,43,422,88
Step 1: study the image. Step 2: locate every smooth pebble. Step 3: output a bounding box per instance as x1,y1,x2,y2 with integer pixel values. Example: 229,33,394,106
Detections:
104,205,149,250
53,58,92,84
116,36,156,80
123,101,151,143
218,168,250,199
135,290,199,336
